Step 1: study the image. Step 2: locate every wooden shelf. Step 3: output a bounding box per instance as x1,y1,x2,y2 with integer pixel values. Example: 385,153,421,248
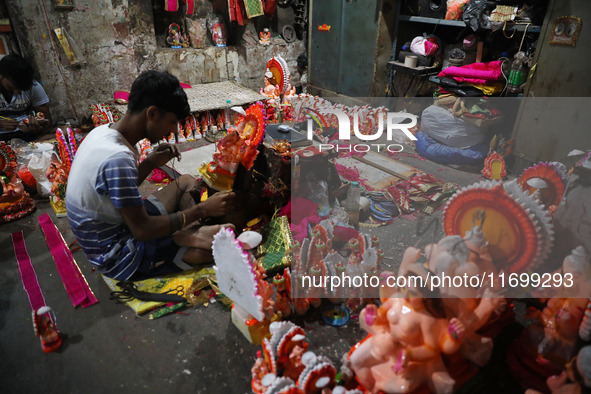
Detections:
398,15,541,33
387,61,440,76
399,15,466,27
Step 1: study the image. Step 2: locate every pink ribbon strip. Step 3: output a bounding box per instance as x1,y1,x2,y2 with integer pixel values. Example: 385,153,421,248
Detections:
38,213,98,308
165,0,179,11
183,0,194,14
11,231,49,312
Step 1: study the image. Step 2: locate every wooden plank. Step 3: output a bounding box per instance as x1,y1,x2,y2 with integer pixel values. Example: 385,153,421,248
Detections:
353,151,419,180
476,41,484,63
335,156,399,190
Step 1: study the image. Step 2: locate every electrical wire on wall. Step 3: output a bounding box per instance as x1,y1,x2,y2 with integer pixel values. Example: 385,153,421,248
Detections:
502,22,532,53
498,56,510,97
38,0,79,121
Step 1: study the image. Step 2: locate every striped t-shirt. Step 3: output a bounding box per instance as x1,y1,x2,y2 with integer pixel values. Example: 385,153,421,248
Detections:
66,125,146,280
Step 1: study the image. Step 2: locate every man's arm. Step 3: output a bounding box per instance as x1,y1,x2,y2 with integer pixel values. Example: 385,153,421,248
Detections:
104,151,233,242
119,191,233,241
137,143,180,183
119,204,183,241
0,117,19,131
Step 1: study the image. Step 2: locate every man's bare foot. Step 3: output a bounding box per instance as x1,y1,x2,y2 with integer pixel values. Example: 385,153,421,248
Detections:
182,248,214,265
174,223,235,250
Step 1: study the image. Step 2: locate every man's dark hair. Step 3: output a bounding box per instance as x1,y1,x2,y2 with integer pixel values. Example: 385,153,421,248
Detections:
127,71,190,121
297,53,307,70
0,54,35,91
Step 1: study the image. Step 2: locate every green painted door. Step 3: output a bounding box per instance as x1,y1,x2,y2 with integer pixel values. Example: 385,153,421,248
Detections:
310,0,379,97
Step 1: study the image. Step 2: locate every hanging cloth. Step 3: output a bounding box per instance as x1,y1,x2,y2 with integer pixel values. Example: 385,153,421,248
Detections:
236,0,245,26
165,0,179,12
182,0,194,14
38,213,98,308
229,0,245,26
229,0,236,21
263,0,277,18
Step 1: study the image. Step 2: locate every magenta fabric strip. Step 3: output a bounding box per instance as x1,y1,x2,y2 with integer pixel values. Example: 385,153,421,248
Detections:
11,231,48,312
38,213,98,308
165,0,179,11
183,0,194,14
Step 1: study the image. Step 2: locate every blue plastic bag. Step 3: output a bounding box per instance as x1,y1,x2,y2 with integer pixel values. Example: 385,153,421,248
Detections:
415,131,488,165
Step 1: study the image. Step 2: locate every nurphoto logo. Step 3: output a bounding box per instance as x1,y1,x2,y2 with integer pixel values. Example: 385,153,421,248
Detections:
305,109,418,153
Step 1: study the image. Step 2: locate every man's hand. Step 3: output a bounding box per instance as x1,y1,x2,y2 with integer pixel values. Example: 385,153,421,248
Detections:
137,143,181,183
148,143,181,168
19,116,49,134
196,190,235,217
0,118,19,131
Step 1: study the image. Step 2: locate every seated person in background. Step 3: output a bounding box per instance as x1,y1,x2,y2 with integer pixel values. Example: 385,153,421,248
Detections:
295,53,308,94
0,54,52,141
66,70,235,281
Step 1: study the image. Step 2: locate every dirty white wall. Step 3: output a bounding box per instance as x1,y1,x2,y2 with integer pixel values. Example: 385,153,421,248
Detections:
7,0,304,124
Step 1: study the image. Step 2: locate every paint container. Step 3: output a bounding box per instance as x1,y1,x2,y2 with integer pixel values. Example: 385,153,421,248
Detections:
404,55,418,68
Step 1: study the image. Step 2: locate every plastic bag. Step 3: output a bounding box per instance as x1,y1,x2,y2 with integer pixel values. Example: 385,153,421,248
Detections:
420,105,488,148
28,150,55,197
308,179,330,217
410,36,441,56
8,138,43,166
186,18,207,48
462,0,494,31
445,0,470,20
415,131,488,165
207,16,227,47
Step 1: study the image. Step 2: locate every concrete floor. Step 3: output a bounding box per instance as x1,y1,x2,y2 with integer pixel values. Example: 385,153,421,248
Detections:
0,143,528,393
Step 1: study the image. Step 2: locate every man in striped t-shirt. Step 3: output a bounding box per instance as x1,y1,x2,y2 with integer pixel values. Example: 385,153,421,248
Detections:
66,71,235,280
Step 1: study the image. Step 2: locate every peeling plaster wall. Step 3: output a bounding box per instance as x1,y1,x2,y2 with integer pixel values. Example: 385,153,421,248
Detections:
7,0,304,123
241,38,304,90
154,38,304,92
